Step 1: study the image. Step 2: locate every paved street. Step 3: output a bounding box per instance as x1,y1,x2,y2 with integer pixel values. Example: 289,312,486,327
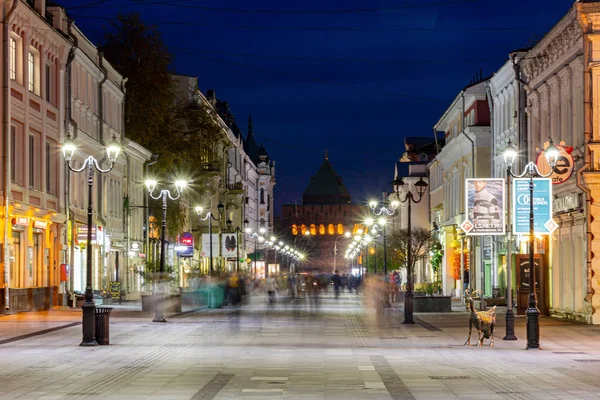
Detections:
1,293,600,400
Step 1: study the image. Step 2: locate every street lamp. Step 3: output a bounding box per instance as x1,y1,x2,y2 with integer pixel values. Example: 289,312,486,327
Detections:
146,178,187,323
369,201,399,275
62,135,120,346
333,231,351,272
392,176,428,325
503,138,558,349
195,203,224,276
245,220,266,277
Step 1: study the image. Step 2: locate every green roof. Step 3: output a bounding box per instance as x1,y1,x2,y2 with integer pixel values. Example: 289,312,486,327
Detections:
303,158,351,204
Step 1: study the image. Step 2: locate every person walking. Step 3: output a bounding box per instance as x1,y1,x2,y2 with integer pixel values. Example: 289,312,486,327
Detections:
332,270,342,299
266,275,278,304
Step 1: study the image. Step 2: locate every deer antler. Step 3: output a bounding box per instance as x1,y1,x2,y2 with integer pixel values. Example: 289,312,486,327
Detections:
465,288,471,297
472,289,483,296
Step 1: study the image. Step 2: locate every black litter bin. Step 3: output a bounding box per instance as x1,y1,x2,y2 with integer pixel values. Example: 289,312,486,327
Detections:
94,307,113,345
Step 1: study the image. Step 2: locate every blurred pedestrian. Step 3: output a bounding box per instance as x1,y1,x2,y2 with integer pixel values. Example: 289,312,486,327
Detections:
332,270,341,299
266,275,278,304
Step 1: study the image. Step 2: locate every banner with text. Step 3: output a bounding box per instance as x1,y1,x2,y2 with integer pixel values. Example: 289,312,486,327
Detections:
512,178,557,235
461,178,505,235
222,233,238,258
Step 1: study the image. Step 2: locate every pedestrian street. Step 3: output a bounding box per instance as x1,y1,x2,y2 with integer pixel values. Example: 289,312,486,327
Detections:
0,293,600,400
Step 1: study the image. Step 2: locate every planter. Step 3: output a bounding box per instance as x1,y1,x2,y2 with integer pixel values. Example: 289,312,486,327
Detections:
141,294,182,314
414,295,452,313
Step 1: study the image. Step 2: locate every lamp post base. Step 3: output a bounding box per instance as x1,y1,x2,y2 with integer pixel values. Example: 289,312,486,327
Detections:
503,309,517,341
80,301,98,347
402,290,415,324
525,306,541,349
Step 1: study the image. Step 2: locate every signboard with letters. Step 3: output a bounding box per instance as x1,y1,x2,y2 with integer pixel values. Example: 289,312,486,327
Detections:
222,233,238,258
460,178,505,235
176,232,194,258
512,178,557,234
536,144,574,185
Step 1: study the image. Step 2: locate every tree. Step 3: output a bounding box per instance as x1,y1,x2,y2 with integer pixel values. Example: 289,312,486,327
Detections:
388,227,434,271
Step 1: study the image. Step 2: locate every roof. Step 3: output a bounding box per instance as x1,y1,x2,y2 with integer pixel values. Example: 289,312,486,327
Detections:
303,157,351,205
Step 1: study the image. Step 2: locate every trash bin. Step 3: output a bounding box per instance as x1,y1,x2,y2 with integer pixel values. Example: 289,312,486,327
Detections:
94,307,113,345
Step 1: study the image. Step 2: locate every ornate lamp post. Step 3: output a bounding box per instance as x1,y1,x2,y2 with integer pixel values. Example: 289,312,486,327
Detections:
369,201,400,275
62,135,121,346
392,176,428,325
145,178,187,322
195,203,224,276
226,218,244,272
503,139,558,349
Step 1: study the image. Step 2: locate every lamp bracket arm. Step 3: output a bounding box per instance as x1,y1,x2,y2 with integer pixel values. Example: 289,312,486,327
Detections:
148,190,164,201
166,190,182,201
92,157,115,174
67,158,89,173
197,212,211,222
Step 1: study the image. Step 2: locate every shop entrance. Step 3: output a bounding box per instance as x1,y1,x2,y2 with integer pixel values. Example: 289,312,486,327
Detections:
516,254,549,316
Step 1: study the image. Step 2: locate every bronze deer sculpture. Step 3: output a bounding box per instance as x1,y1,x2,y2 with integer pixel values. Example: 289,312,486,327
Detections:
464,289,497,347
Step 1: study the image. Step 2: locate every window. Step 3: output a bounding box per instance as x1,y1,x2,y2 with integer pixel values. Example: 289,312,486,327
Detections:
9,37,16,80
319,224,325,235
10,126,16,182
45,64,51,103
309,224,316,236
260,188,265,204
29,134,35,188
45,141,52,194
28,48,40,95
328,224,335,235
291,224,298,235
300,224,307,235
337,224,344,235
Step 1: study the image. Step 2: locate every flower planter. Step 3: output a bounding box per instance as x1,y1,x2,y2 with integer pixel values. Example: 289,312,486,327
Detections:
414,295,452,313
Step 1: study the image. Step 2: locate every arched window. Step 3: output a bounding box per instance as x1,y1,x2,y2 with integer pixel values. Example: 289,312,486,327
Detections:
291,224,298,235
319,224,325,235
301,224,307,235
328,224,335,235
337,224,344,235
309,224,317,236
260,188,265,204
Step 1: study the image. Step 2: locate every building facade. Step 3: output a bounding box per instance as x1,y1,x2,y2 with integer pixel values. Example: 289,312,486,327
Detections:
280,156,366,273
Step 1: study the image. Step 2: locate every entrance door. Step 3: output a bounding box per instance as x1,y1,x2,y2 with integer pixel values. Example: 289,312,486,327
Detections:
516,254,548,315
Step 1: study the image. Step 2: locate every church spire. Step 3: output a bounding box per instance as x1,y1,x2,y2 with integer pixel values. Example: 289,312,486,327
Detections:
325,148,328,160
248,114,253,136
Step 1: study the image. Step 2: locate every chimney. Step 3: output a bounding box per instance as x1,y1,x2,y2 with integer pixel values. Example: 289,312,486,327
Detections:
34,0,46,16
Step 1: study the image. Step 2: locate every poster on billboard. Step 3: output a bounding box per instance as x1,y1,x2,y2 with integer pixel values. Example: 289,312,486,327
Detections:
222,233,238,258
201,234,220,256
512,178,557,234
460,178,505,235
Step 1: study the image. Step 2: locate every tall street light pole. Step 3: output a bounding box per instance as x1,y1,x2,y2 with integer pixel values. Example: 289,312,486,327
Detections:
245,221,265,277
392,176,428,325
145,178,187,323
503,139,558,349
196,203,224,276
62,135,121,347
368,202,399,275
334,232,351,272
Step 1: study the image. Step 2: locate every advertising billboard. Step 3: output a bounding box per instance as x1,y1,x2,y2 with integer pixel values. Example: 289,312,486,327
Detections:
513,178,557,234
222,233,238,258
460,178,506,235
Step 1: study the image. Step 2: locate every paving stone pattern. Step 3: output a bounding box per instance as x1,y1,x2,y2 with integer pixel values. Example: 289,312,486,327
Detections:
1,294,600,399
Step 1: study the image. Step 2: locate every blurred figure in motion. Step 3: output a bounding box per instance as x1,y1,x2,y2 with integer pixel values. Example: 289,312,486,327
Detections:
306,273,320,316
266,275,278,304
363,274,388,329
332,270,341,299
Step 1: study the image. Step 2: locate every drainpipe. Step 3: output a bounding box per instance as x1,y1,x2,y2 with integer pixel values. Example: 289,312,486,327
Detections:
120,77,129,297
97,53,108,290
3,0,18,313
485,81,498,291
66,19,77,305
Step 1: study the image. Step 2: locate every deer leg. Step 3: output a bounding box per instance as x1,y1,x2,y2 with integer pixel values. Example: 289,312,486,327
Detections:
490,324,495,347
477,330,483,347
464,323,472,346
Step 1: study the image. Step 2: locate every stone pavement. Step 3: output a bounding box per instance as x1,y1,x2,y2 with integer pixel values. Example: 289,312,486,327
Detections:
0,293,600,399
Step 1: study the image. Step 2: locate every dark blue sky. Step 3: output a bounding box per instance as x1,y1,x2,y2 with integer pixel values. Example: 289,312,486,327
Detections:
62,0,572,213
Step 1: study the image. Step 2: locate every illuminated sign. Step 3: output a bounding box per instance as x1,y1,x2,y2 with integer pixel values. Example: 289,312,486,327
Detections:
536,144,574,185
180,232,193,246
12,217,29,227
33,220,48,229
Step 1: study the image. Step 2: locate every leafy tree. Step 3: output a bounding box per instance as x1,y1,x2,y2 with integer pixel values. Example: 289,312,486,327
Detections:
388,228,434,272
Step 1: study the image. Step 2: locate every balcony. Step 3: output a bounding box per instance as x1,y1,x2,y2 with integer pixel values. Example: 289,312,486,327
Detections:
226,182,244,194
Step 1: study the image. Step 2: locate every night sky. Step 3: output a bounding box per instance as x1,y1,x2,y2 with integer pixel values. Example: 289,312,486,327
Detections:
60,0,572,214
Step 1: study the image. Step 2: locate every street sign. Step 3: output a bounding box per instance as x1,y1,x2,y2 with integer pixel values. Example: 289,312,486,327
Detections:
461,178,505,235
512,178,557,235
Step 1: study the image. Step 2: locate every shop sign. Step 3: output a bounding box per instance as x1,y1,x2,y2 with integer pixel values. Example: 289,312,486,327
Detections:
176,232,194,258
77,227,96,242
460,178,505,235
512,178,557,234
180,232,193,246
33,220,47,229
222,233,238,258
536,144,574,185
553,193,581,214
12,217,29,227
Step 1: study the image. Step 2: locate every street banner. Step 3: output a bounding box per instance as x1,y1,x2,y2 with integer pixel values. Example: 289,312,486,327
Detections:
222,233,238,258
460,178,505,235
201,234,220,257
512,178,557,235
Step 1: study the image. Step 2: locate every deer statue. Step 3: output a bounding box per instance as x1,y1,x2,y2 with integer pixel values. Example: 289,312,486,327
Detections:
464,289,497,347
